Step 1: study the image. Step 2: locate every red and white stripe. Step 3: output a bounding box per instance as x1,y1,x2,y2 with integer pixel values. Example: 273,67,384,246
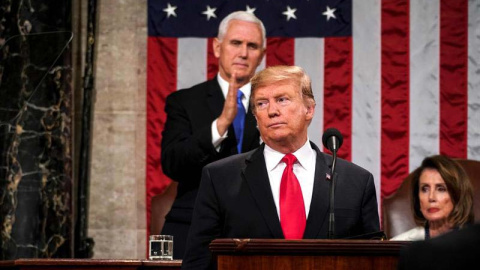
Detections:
146,0,480,231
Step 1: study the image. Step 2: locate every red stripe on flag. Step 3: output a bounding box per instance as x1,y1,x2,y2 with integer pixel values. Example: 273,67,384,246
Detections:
381,0,410,198
146,37,177,236
439,0,468,158
207,38,218,80
323,37,353,161
266,38,295,66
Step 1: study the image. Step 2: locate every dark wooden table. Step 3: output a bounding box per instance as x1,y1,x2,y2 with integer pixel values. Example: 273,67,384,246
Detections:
0,259,181,270
0,240,411,270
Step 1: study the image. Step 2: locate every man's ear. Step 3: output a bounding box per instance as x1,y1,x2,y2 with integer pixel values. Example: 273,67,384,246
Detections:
258,48,266,65
305,102,315,121
213,38,221,58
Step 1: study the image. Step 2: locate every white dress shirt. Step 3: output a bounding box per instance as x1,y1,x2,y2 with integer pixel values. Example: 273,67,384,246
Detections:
264,139,317,219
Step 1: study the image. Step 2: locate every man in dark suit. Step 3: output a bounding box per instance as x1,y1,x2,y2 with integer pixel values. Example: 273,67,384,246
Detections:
397,223,480,270
182,65,380,269
160,11,266,259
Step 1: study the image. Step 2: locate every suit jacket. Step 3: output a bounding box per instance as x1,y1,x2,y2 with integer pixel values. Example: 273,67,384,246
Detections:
182,142,380,270
397,223,480,270
161,79,260,225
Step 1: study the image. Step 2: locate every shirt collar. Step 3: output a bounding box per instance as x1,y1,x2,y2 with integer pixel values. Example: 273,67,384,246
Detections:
217,73,251,101
264,139,314,171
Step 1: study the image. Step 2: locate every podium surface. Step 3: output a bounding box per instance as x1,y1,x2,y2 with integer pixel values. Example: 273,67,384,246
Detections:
0,240,410,270
0,259,181,270
210,239,410,270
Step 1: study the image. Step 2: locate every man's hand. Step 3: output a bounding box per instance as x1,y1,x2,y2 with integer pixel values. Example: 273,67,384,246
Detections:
217,73,242,136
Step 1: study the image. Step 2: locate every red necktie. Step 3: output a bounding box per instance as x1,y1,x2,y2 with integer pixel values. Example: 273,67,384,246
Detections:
279,154,306,239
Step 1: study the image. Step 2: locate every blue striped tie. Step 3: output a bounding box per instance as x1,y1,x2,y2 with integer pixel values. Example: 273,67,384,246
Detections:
233,90,246,153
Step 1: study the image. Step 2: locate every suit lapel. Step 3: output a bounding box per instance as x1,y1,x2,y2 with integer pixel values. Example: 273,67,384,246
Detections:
206,79,224,117
243,145,284,238
242,110,259,151
303,142,331,238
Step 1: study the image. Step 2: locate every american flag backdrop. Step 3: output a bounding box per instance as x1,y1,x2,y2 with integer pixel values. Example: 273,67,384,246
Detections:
146,0,480,235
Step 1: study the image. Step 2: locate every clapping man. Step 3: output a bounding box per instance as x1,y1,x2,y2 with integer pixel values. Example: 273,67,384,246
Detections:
160,11,266,259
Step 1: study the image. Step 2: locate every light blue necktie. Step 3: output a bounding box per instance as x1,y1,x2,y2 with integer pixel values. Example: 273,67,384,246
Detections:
233,90,246,153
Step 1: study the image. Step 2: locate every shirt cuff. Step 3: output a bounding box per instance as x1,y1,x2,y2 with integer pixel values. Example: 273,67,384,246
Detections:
212,119,228,152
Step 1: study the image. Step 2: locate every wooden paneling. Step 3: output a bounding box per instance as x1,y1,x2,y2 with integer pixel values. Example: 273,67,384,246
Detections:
211,239,410,270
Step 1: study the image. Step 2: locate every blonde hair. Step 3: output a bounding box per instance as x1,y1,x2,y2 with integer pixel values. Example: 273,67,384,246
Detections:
250,65,315,112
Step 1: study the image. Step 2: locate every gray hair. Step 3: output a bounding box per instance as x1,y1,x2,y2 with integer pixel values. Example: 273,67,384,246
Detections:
217,11,266,49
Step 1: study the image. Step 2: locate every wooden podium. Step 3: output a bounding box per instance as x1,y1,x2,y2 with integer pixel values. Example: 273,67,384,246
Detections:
210,239,410,270
0,240,410,270
0,259,182,270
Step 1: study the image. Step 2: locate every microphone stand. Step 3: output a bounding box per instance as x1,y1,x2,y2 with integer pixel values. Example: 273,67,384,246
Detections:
327,148,337,239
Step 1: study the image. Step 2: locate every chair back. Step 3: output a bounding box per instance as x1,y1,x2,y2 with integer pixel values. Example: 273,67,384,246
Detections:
150,182,178,235
382,159,480,239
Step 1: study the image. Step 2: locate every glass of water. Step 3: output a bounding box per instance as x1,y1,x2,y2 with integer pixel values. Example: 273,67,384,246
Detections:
148,235,173,260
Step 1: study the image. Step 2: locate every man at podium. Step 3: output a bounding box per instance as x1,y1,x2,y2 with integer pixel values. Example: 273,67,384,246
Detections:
182,66,380,270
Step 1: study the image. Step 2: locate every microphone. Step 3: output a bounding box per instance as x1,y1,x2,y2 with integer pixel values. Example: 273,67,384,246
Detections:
322,128,343,153
322,128,343,239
